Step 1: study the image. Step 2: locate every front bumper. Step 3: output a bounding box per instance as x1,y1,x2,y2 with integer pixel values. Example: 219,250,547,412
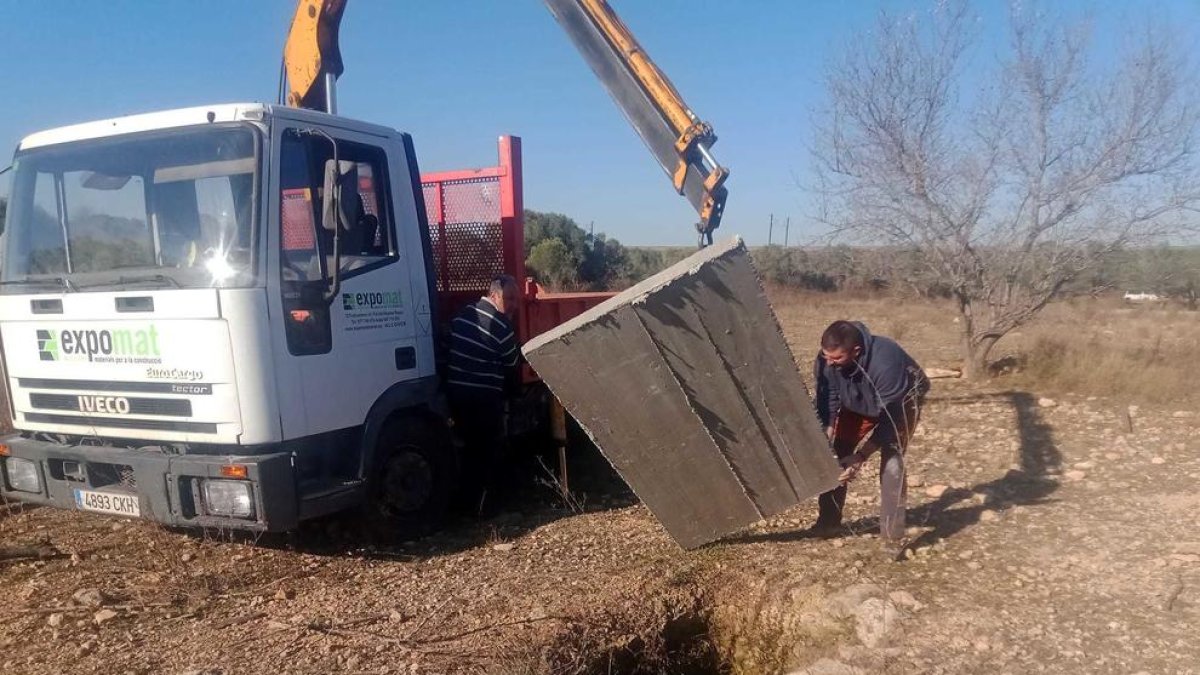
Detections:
0,434,298,531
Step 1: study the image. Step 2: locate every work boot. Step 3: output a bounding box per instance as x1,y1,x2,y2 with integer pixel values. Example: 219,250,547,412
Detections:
809,519,844,539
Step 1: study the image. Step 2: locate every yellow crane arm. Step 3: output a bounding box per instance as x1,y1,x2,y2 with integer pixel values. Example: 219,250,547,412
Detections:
543,0,729,244
283,0,348,112
282,0,728,243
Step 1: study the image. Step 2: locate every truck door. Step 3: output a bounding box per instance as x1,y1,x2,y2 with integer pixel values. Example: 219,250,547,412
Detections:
267,124,433,445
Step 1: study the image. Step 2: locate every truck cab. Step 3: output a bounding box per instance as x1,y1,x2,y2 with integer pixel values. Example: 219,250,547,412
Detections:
0,103,450,532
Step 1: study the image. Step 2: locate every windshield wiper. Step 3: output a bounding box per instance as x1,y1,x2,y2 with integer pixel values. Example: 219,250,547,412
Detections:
0,276,77,292
75,274,182,290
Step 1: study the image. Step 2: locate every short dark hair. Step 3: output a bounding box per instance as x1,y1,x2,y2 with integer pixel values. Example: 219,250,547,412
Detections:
820,320,863,351
489,274,518,296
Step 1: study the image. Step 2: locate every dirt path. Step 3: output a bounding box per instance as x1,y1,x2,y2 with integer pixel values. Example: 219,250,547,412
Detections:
2,380,1196,674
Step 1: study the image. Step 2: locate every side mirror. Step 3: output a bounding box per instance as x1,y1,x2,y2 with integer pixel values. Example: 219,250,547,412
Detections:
320,158,357,303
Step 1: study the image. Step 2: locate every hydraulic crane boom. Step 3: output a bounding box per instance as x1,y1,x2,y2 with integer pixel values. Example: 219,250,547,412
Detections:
283,0,347,112
282,0,728,245
542,0,728,246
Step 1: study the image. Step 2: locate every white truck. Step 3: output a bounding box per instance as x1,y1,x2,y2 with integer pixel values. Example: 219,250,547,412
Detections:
0,0,730,535
0,104,455,533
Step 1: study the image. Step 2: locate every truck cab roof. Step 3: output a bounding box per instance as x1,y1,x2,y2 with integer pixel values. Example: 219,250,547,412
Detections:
17,103,400,152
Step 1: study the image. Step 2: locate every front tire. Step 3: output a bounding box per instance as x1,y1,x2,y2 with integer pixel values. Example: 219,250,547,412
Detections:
364,415,457,540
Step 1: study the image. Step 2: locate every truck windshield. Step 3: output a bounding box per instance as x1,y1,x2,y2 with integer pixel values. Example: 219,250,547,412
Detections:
0,126,259,293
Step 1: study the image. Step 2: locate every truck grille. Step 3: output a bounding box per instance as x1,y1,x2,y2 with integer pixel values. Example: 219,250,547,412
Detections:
23,413,216,434
29,393,193,417
88,462,138,490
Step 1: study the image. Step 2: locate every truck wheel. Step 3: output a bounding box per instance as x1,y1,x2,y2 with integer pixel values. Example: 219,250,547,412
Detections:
365,416,456,540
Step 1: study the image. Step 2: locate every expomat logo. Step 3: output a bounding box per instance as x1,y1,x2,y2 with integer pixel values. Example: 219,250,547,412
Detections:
342,291,403,311
36,326,161,363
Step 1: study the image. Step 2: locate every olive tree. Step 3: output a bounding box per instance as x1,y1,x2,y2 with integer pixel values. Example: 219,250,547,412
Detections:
813,2,1200,377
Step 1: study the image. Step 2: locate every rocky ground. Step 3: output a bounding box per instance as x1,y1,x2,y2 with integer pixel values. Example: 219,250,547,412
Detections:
1,297,1197,674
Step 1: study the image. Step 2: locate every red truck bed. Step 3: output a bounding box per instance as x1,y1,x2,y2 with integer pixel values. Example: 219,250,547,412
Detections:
419,136,614,349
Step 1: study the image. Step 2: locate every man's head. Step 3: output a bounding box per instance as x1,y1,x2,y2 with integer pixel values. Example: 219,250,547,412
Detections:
820,320,864,370
487,274,520,318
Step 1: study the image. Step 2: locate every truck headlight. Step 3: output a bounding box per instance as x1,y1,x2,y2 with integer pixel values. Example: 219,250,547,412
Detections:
5,457,42,493
201,479,254,518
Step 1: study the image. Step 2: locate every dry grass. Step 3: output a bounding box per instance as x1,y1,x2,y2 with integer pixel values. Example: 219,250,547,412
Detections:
765,285,1200,407
765,286,964,377
997,301,1200,406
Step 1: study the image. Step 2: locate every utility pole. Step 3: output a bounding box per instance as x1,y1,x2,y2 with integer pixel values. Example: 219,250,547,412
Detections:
768,213,774,246
784,216,790,248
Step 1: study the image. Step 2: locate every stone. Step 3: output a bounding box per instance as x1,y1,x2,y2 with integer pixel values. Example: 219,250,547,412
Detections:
967,561,982,571
1038,398,1057,408
181,553,194,563
888,590,923,611
925,485,949,498
1171,411,1194,418
1073,461,1095,470
492,543,515,552
522,238,840,549
47,613,64,628
905,474,925,488
824,583,883,619
93,609,118,625
980,510,1000,522
925,368,962,379
274,589,294,601
1151,457,1166,465
854,598,903,649
71,588,106,608
1064,470,1087,481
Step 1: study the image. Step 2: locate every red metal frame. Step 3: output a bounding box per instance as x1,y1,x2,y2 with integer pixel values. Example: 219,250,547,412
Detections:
421,136,526,335
420,137,613,379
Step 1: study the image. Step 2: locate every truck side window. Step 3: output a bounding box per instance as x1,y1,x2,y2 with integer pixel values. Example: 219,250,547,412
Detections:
278,131,399,356
279,134,323,283
310,144,397,274
279,132,331,355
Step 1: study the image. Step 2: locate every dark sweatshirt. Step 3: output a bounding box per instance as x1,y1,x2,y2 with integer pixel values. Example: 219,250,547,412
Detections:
813,322,929,449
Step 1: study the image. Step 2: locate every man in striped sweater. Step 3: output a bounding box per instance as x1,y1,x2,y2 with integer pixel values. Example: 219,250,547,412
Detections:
447,275,522,512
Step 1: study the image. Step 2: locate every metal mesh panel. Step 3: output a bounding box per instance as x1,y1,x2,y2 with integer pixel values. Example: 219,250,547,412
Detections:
421,184,439,225
422,178,507,292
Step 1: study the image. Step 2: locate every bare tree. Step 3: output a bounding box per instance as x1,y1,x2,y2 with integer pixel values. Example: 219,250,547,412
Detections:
812,1,1200,378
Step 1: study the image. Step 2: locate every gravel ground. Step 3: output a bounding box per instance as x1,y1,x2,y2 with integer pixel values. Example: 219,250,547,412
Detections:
2,295,1197,674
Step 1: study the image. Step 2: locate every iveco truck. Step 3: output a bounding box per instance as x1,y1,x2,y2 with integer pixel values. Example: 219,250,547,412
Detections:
0,0,731,535
0,104,461,533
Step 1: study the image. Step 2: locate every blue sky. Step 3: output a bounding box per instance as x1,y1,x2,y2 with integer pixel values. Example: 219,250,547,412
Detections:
1,1,1197,246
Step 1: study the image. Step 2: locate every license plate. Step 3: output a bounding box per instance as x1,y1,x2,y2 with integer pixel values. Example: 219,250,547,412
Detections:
74,489,141,518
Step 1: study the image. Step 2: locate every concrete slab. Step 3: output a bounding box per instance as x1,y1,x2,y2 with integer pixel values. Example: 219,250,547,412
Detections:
523,237,840,548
